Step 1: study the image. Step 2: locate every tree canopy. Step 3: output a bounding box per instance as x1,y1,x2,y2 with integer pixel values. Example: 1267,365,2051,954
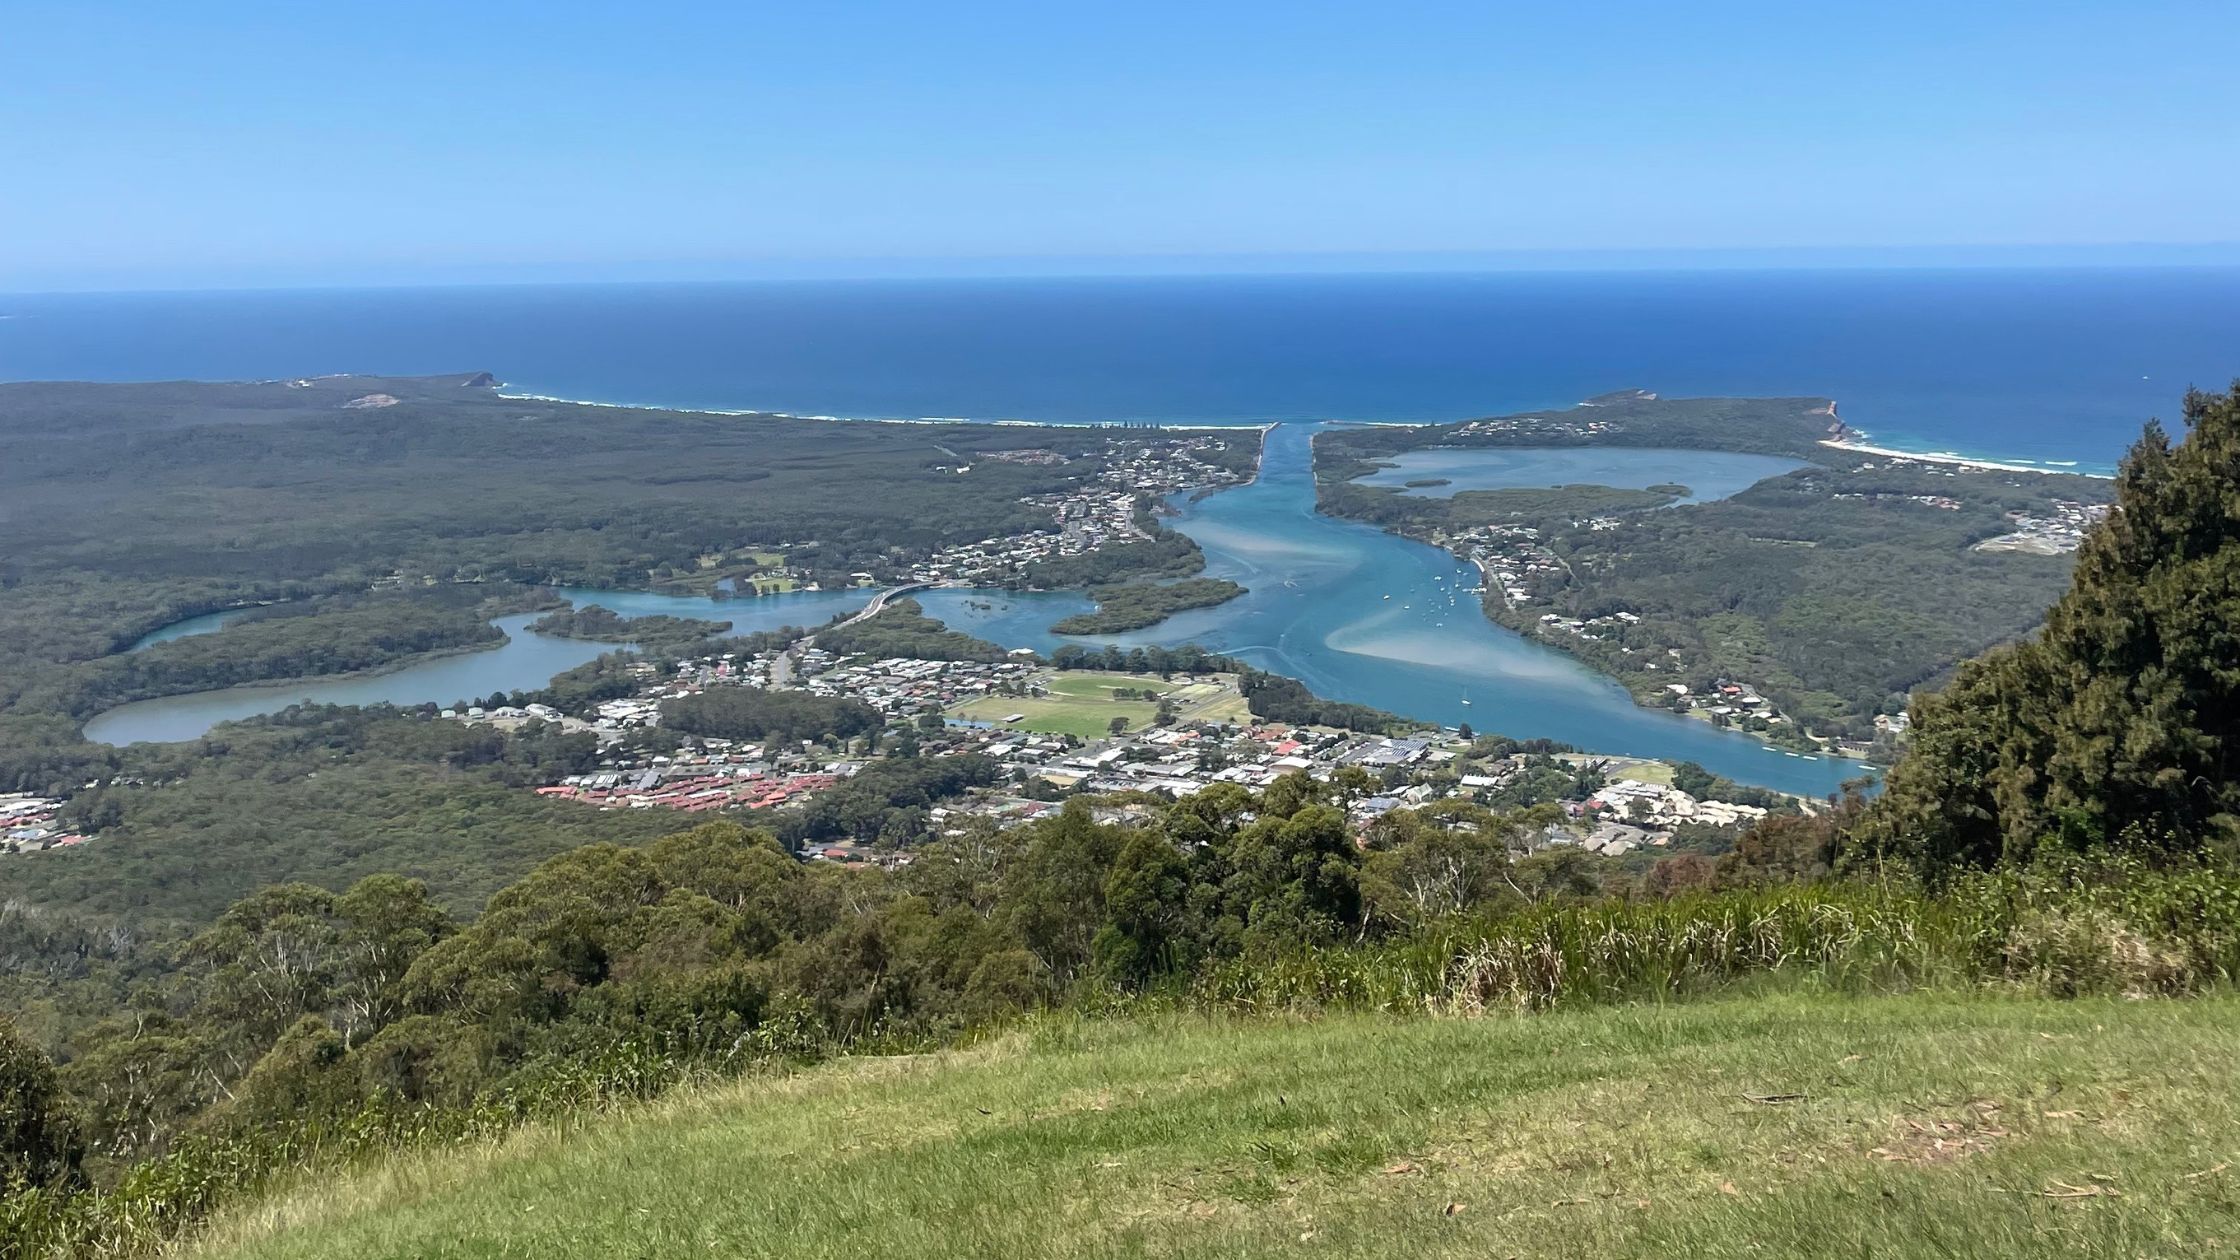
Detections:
1854,384,2240,873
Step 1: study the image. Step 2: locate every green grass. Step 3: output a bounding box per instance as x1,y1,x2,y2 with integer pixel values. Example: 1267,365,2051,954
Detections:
1044,673,1177,700
953,672,1187,739
186,992,2240,1259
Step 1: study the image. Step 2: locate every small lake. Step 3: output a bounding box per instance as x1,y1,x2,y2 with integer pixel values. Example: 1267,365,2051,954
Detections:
1350,446,1808,502
123,607,262,652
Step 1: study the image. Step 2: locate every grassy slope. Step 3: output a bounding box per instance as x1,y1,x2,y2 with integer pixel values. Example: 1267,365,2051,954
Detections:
192,992,2240,1259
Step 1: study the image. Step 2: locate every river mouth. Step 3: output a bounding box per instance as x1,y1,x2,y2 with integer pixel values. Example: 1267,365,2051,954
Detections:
907,424,1867,796
83,432,1865,795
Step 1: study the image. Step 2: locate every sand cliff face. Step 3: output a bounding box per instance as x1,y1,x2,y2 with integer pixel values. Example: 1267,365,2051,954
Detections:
462,371,499,388
1812,398,1850,440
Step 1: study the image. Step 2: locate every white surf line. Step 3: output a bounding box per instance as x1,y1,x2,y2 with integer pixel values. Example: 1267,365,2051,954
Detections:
494,386,1254,432
1818,437,2112,478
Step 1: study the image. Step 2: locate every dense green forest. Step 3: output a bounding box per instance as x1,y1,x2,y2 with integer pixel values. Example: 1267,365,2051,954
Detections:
1312,392,1848,478
1048,577,1246,634
659,688,883,746
774,755,1008,849
1236,670,1424,735
2,709,675,930
1048,642,1240,676
0,375,1111,660
813,598,1023,663
1314,397,2113,740
525,605,732,644
1855,385,2240,871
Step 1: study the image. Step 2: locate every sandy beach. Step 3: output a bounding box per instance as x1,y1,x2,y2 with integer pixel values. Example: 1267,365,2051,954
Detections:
1819,437,2107,477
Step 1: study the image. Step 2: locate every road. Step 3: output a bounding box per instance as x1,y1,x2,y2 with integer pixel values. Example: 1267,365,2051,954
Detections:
775,582,936,687
831,581,933,630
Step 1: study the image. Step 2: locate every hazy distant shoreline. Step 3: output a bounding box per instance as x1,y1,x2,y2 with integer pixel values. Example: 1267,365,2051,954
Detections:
493,385,2111,475
494,386,1259,433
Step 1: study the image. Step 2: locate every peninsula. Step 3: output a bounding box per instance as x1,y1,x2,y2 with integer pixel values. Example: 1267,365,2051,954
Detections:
1314,393,2114,757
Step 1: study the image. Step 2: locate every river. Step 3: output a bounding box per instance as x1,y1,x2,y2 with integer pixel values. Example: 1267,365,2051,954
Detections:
83,424,1862,795
921,424,1855,795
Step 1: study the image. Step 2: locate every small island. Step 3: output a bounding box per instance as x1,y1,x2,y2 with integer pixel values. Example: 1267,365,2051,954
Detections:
529,605,734,643
1049,577,1247,635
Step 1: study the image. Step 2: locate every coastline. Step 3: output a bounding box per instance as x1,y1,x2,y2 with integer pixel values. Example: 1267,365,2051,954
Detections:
1819,436,2113,478
497,381,2111,478
493,386,1255,433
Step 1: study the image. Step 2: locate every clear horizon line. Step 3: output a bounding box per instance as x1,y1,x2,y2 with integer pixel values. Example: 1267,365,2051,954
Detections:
8,241,2240,297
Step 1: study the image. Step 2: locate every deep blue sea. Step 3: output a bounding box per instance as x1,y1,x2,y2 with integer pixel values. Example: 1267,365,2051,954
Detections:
8,268,2240,469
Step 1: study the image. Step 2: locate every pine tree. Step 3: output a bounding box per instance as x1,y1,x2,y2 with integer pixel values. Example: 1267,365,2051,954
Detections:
1853,385,2240,875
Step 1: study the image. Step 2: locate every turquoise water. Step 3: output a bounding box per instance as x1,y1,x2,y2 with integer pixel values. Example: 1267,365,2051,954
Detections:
1351,447,1807,502
45,270,2233,789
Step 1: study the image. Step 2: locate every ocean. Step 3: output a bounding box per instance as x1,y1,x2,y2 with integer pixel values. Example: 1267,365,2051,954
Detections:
8,267,2240,470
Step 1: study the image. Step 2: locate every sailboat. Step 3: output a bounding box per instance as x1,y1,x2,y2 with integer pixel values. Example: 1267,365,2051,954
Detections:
1460,687,1472,707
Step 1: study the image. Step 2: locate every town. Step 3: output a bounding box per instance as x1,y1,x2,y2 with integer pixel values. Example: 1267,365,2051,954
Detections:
903,431,1256,584
412,628,1787,870
1974,498,2113,554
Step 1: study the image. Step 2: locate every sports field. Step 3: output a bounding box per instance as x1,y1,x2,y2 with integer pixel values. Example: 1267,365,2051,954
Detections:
951,671,1248,739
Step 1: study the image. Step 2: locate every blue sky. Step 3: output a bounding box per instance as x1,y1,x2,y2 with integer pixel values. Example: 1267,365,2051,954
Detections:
6,1,2238,290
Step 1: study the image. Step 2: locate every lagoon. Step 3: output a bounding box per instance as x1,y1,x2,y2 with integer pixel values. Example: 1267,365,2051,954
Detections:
123,607,261,652
1351,447,1807,502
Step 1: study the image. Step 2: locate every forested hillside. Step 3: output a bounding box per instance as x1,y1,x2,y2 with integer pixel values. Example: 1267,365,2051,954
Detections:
1857,384,2240,869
